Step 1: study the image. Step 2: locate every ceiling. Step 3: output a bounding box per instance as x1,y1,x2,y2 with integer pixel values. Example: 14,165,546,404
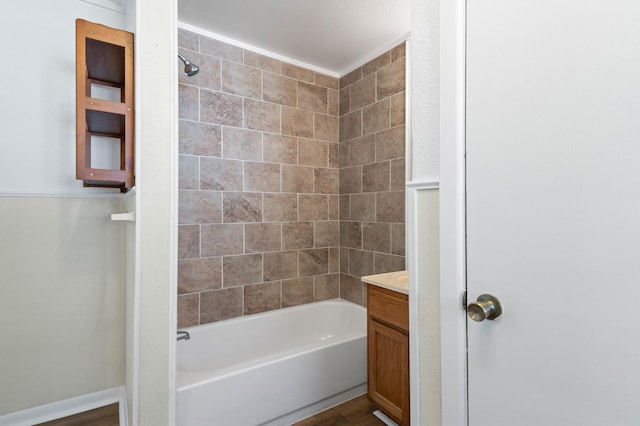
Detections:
177,0,411,76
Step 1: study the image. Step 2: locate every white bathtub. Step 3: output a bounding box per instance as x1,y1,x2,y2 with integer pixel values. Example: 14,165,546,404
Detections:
176,299,367,426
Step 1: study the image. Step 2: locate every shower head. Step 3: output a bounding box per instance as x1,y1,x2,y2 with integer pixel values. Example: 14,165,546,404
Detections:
177,53,199,77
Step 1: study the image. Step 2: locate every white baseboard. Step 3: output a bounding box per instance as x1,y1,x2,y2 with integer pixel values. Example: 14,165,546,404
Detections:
0,386,127,426
373,409,400,426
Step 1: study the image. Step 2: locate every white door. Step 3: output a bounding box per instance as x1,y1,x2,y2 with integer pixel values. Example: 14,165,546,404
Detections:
466,1,640,425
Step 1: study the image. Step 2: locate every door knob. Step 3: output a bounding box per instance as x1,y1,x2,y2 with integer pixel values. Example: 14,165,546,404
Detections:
467,294,502,322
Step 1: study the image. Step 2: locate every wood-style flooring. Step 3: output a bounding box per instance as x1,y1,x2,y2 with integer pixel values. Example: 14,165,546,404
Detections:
36,403,119,426
33,395,381,426
292,395,385,426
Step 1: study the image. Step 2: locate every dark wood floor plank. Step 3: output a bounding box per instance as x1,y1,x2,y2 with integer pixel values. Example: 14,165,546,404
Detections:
36,403,120,426
292,395,384,426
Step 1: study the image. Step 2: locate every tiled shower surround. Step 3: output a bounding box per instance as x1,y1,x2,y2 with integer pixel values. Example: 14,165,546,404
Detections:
177,29,405,327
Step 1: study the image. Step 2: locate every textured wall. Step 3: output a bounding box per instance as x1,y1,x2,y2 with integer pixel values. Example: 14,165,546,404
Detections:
177,29,406,326
338,44,407,305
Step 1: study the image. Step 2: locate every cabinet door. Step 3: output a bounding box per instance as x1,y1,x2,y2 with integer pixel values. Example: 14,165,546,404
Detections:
368,319,409,425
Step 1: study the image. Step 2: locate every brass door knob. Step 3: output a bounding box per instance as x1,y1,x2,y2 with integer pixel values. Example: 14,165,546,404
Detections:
467,294,502,322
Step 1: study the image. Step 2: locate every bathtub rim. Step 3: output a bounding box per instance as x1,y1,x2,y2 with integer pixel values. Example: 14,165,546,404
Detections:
176,299,366,391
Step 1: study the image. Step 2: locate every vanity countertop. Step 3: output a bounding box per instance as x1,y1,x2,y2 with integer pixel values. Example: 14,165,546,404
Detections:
361,270,408,295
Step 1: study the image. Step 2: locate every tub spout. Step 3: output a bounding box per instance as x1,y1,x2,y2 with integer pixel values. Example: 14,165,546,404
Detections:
177,330,190,341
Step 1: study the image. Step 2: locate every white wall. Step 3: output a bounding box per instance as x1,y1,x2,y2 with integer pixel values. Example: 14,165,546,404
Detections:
0,1,130,195
0,196,125,414
408,0,442,424
0,1,132,416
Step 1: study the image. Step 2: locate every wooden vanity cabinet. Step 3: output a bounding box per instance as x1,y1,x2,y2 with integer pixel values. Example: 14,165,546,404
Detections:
367,284,410,426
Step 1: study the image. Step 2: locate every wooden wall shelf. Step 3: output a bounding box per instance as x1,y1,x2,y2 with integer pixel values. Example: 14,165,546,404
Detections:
76,19,134,192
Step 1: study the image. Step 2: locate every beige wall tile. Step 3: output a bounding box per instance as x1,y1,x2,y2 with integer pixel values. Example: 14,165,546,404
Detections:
350,74,376,110
363,223,391,253
314,113,339,142
329,195,340,220
282,165,313,193
350,193,376,222
264,193,297,222
339,141,350,168
314,72,339,90
375,126,405,161
377,57,406,100
339,194,350,221
363,161,391,193
178,225,200,259
200,288,243,323
201,223,243,257
340,221,362,249
299,138,328,167
298,194,328,221
314,168,338,194
314,274,340,301
282,222,314,250
244,99,281,133
339,110,362,142
362,98,391,135
244,50,282,73
200,37,243,63
339,166,362,194
263,72,297,107
178,29,199,50
376,191,405,223
282,107,313,137
329,247,340,273
245,222,282,253
264,251,298,281
222,61,262,99
390,158,405,191
178,257,222,294
223,192,263,223
200,89,243,127
200,157,243,191
282,63,314,82
282,277,314,307
363,52,391,76
178,294,199,327
222,127,262,161
298,82,327,113
390,92,405,127
391,223,405,256
179,190,222,224
223,254,263,286
244,281,282,315
349,134,375,166
340,247,349,273
263,133,298,164
349,249,374,277
179,120,222,157
328,89,340,116
179,84,199,120
329,143,339,168
391,42,406,62
340,67,362,89
374,253,406,274
340,273,364,305
244,162,281,192
179,155,199,190
315,221,339,247
339,87,351,116
299,248,329,277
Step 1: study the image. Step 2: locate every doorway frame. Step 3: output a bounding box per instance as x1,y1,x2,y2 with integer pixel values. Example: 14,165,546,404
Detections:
438,0,467,424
